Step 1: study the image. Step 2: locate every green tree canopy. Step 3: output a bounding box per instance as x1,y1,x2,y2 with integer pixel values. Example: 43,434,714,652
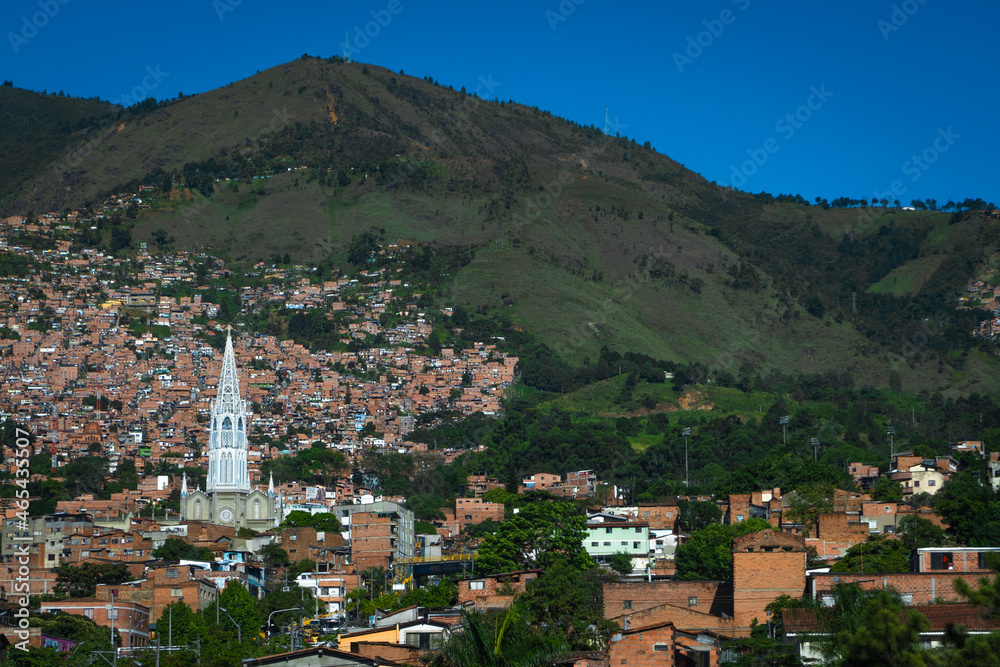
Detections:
676,498,722,533
54,562,132,598
153,536,215,561
830,535,911,574
674,519,774,581
475,500,593,575
871,475,904,503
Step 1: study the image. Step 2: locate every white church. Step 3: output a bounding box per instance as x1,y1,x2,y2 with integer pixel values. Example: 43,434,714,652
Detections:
180,328,280,531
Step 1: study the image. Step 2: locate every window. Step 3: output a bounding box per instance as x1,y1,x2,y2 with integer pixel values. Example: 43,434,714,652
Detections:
604,541,611,547
171,588,182,597
633,542,640,549
884,506,890,512
166,568,178,578
928,480,936,487
635,527,642,533
623,600,632,609
688,597,698,606
914,481,920,487
930,552,953,570
470,580,485,591
621,541,628,546
109,609,119,620
591,542,599,547
736,515,745,522
81,551,89,558
605,527,613,534
84,609,94,619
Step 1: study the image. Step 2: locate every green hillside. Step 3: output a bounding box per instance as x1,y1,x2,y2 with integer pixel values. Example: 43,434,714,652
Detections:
2,56,998,394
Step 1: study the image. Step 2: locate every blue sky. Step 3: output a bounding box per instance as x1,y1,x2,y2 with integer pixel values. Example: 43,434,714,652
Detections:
3,0,996,204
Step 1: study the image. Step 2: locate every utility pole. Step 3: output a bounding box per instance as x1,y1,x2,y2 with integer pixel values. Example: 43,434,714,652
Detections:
780,416,789,446
682,428,691,487
811,437,820,461
888,426,896,463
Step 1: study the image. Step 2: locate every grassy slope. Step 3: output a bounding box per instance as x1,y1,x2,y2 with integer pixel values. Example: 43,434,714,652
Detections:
5,59,998,393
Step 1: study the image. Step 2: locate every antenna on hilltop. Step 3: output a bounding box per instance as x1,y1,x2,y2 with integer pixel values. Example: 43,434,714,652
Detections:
603,103,611,136
343,28,352,63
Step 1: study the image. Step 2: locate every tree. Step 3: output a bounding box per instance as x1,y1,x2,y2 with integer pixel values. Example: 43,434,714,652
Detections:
897,515,948,550
153,536,215,561
835,590,930,666
676,498,722,533
675,519,773,581
345,587,375,623
279,510,342,533
203,579,263,642
475,500,593,575
158,600,206,646
608,551,634,576
519,563,619,650
260,543,290,569
55,562,132,598
935,470,1000,546
784,483,835,537
871,475,904,503
432,605,569,667
830,535,911,574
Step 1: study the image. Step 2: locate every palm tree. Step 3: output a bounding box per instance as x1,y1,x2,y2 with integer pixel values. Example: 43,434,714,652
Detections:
344,588,375,624
433,605,568,667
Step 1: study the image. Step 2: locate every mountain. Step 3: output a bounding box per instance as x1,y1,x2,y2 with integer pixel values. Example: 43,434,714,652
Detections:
2,56,998,394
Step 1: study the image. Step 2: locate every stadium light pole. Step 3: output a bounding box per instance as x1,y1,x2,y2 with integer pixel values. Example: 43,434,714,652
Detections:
682,428,692,487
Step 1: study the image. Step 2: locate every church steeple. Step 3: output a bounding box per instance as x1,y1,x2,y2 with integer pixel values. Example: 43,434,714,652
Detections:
181,473,188,498
206,328,251,493
268,472,275,497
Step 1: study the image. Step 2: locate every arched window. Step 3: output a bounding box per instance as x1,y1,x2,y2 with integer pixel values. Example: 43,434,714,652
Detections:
222,416,232,430
195,500,202,520
238,417,244,431
253,500,261,520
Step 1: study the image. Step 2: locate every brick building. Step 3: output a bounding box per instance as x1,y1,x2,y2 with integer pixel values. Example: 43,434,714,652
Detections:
452,498,504,534
349,506,415,571
606,621,723,666
731,530,807,629
40,597,149,648
604,529,808,637
278,526,344,562
457,570,541,610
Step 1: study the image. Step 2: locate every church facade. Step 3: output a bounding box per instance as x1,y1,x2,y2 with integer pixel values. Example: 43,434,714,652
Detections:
180,329,280,531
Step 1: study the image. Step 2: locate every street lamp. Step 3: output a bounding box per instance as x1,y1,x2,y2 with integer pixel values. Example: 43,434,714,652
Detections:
887,426,896,462
219,607,241,645
810,437,820,461
682,428,692,488
779,416,789,446
267,607,298,642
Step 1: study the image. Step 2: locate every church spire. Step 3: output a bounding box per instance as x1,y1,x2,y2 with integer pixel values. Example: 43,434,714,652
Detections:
181,473,188,498
217,326,241,415
268,472,275,497
206,327,251,493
